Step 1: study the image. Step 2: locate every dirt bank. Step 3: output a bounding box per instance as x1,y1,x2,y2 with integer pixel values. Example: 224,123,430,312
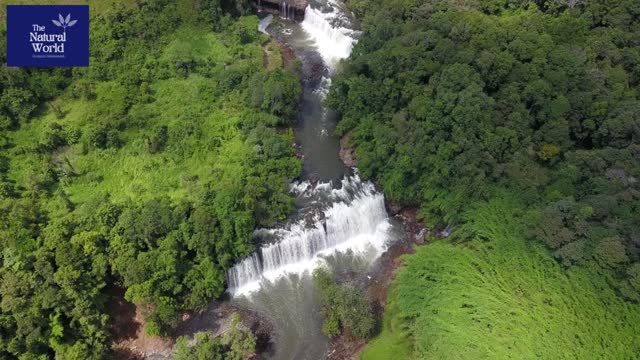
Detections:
108,293,273,359
339,131,357,168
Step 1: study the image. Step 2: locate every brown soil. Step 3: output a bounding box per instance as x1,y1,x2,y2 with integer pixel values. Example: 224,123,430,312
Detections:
326,334,367,360
108,290,274,359
277,40,299,75
107,287,173,359
339,131,357,168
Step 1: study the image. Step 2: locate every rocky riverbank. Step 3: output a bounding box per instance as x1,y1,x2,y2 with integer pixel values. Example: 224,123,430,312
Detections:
323,134,430,359
339,131,357,168
109,296,274,359
325,206,428,360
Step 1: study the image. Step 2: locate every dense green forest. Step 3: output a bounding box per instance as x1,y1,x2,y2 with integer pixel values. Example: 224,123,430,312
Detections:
0,0,300,358
328,0,640,357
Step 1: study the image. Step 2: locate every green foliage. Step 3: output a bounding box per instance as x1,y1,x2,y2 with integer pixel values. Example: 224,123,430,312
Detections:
362,196,640,359
537,144,561,161
330,0,640,299
175,333,226,360
0,0,301,358
313,268,375,339
249,69,302,120
221,322,256,359
174,324,256,360
334,1,640,356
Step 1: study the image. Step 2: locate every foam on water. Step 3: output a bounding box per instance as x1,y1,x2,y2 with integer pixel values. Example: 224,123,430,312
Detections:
227,175,391,296
301,5,357,69
258,14,273,34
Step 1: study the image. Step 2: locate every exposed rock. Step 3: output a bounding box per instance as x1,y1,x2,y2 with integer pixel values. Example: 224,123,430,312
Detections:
277,40,299,75
109,293,274,360
385,200,402,216
606,167,627,181
339,131,357,167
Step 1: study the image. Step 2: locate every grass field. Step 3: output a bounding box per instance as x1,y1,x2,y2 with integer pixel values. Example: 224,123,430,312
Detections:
362,195,640,359
6,21,274,205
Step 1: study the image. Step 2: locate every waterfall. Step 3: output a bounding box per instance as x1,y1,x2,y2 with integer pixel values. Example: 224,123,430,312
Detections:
231,3,399,356
227,175,391,296
258,14,273,34
301,5,358,69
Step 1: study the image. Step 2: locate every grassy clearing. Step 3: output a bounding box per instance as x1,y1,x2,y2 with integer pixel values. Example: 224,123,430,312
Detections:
263,40,284,70
162,26,233,67
361,298,412,360
362,195,640,359
7,24,261,205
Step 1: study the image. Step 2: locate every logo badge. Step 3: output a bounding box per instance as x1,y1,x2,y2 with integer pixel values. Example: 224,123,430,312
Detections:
6,5,89,67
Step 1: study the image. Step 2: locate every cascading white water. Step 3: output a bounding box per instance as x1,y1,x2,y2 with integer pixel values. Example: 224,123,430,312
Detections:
241,4,399,357
281,2,292,20
227,175,391,296
233,2,381,299
301,5,358,69
258,14,273,34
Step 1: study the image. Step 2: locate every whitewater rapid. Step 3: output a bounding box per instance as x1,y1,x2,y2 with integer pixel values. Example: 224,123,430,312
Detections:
300,3,358,69
223,3,400,358
227,175,391,296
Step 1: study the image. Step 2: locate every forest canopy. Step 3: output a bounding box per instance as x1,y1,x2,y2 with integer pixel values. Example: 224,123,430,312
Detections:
362,196,640,359
0,0,300,358
329,0,640,300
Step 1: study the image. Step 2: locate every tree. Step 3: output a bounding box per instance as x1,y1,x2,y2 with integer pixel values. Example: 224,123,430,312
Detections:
313,268,375,339
174,332,225,360
329,0,640,301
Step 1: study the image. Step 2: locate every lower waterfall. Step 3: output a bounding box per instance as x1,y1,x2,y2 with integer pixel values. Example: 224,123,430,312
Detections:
258,14,273,34
227,175,391,296
228,3,400,358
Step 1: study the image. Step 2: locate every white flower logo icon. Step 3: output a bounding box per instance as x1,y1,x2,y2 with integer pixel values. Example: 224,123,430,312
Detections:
52,14,77,35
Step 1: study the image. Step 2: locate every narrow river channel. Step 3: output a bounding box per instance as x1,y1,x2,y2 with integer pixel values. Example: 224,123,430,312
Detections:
227,2,405,358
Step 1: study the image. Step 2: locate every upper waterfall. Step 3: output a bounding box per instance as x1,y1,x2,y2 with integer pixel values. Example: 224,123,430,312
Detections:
301,4,358,69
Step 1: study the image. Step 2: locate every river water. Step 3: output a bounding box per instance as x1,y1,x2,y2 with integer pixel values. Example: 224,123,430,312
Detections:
228,2,404,359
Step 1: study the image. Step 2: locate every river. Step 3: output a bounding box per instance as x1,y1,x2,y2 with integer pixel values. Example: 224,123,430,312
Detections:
227,2,405,359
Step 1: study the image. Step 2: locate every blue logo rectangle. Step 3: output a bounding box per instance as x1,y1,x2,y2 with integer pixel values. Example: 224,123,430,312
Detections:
6,5,89,67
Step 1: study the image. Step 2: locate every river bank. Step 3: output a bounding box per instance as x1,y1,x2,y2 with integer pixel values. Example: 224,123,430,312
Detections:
203,2,423,358
106,21,303,360
324,132,434,359
109,291,275,359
